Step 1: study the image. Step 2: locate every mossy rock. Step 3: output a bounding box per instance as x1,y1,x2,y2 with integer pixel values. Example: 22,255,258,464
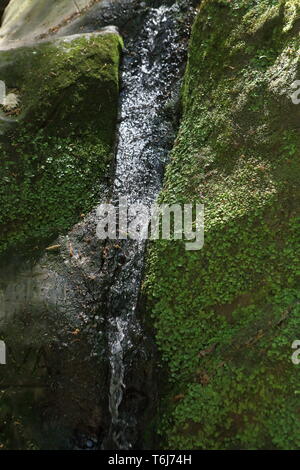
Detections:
0,30,123,255
145,0,300,449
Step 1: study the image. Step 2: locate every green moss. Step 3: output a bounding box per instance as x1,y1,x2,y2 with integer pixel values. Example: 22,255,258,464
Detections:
145,0,300,449
0,33,123,254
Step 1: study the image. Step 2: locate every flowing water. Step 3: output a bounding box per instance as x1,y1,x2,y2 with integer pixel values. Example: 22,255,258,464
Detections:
102,1,194,449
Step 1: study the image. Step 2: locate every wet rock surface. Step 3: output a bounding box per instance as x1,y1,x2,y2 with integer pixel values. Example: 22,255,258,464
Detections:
0,210,111,449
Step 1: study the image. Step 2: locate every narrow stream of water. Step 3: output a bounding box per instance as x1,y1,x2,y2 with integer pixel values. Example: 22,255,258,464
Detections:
102,0,194,449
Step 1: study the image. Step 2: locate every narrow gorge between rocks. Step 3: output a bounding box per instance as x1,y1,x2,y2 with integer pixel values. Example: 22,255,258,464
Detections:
101,2,193,449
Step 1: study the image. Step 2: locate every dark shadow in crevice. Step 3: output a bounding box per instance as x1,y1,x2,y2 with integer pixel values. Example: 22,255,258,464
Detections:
0,0,10,26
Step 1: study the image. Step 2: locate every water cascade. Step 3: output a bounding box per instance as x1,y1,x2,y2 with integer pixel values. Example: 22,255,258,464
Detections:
100,0,194,449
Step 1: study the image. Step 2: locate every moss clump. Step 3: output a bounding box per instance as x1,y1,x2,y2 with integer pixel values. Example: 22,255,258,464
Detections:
145,0,300,449
0,32,123,255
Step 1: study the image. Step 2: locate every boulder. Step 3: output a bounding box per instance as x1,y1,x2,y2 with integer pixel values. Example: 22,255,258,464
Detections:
0,0,101,47
0,30,122,255
146,0,300,449
0,4,122,448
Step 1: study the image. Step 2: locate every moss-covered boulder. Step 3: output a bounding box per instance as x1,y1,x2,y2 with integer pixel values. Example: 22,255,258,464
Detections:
145,0,300,449
0,30,122,255
0,24,122,449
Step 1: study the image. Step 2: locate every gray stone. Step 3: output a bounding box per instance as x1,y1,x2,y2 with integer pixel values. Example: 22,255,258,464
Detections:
0,0,100,47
